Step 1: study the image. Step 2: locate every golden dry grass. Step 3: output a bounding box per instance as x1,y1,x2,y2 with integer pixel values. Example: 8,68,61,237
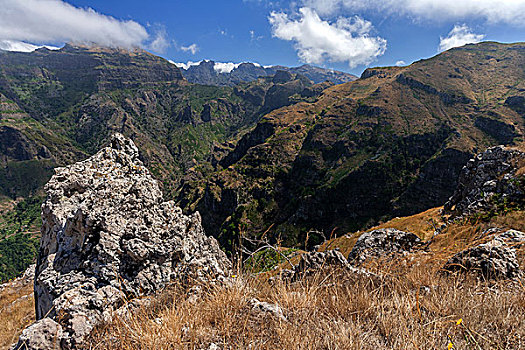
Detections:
88,262,525,350
87,209,525,350
2,209,524,349
0,277,35,349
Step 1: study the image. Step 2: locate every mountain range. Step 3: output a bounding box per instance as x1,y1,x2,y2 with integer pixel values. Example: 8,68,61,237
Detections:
178,41,525,250
0,41,524,279
174,60,358,86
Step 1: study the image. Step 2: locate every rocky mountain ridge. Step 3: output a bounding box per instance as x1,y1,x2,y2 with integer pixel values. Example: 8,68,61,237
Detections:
176,60,358,86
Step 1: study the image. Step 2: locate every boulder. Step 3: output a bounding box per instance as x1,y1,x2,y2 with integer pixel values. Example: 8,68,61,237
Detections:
249,298,286,321
295,250,349,276
15,133,230,349
443,230,525,279
347,228,422,266
273,250,374,282
444,146,525,218
11,318,63,350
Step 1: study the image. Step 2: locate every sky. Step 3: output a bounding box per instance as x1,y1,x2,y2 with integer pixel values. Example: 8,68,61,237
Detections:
0,0,525,76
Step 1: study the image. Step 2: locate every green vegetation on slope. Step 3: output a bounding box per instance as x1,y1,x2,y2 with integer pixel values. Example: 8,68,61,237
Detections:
0,196,42,281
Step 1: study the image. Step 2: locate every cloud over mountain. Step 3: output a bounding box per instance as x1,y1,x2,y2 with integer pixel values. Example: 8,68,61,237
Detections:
438,25,485,52
0,0,157,49
269,7,386,68
181,43,199,55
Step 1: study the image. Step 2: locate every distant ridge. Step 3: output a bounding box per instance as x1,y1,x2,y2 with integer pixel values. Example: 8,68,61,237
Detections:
173,60,358,86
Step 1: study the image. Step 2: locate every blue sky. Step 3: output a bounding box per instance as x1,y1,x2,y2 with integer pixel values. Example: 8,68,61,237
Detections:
1,0,525,75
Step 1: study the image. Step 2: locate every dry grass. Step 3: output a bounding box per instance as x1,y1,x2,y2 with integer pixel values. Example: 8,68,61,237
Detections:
87,209,525,350
88,262,525,350
3,209,524,349
0,277,35,349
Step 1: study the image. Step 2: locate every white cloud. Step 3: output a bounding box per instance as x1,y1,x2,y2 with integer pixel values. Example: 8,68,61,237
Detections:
181,43,199,54
0,40,61,52
395,60,406,66
0,0,168,50
250,30,264,41
269,7,386,68
302,0,525,25
170,60,203,70
213,62,242,74
170,60,263,73
148,28,170,53
438,24,485,52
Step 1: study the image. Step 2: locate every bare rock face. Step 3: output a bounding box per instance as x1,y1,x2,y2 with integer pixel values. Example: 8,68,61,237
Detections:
295,250,349,277
443,230,525,279
347,229,422,266
444,146,525,218
15,133,230,349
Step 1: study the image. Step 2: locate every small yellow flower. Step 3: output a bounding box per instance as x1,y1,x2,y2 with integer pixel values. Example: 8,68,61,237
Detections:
456,318,463,326
448,342,454,350
232,274,237,278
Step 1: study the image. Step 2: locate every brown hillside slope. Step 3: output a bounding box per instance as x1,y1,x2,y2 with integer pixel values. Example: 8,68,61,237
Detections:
179,42,525,250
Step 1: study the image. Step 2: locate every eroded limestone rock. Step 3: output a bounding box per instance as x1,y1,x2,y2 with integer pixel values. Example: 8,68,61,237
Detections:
443,230,525,279
347,228,422,266
444,146,525,218
15,133,230,349
272,249,374,282
12,318,63,350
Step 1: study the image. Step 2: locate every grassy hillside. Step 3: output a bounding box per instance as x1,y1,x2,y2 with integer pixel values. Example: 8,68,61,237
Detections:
85,206,525,349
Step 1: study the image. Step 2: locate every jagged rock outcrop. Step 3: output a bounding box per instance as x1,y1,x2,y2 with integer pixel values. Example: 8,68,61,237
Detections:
443,230,525,279
444,146,525,218
13,134,230,349
347,229,422,266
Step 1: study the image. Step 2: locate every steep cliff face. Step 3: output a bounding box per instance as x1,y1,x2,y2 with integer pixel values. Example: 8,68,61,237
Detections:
178,42,525,250
0,44,334,281
444,146,525,218
0,93,84,198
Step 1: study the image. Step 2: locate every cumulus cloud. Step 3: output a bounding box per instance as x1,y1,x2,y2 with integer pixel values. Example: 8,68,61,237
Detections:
214,61,262,73
0,0,169,51
181,43,199,54
170,60,262,73
302,0,525,25
213,62,242,73
395,60,406,66
438,24,485,52
0,40,61,52
269,7,386,68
